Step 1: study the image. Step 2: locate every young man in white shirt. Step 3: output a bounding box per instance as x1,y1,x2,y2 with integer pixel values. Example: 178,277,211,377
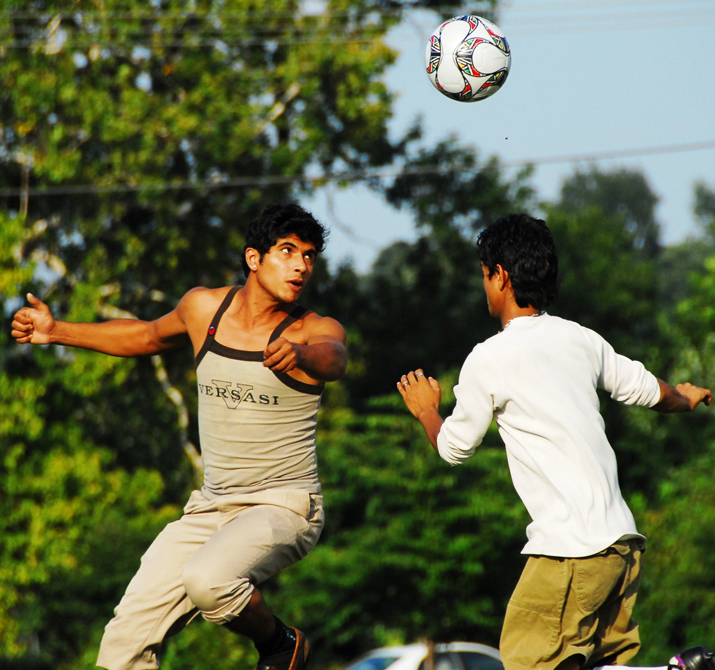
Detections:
397,214,714,670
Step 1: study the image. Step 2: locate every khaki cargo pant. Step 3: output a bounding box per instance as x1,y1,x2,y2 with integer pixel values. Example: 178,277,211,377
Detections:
500,539,643,670
97,489,324,670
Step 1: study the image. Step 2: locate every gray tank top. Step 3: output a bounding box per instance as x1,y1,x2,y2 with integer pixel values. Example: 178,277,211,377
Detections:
195,287,323,497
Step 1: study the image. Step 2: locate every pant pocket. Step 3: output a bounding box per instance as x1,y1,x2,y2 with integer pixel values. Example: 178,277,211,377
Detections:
509,556,569,617
574,551,626,614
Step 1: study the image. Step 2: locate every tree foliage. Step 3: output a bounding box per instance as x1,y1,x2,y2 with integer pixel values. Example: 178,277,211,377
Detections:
307,139,536,402
0,0,407,664
1,0,715,664
556,166,661,260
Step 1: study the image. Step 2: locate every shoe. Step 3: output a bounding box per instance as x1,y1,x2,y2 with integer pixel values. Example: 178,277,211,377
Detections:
257,627,310,670
669,647,715,670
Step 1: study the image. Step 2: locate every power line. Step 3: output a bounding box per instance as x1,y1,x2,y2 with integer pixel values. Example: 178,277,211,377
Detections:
502,140,715,167
0,0,709,43
505,0,710,13
391,5,715,37
0,0,708,20
0,0,713,34
1,36,385,47
0,9,406,19
499,11,715,35
3,12,713,49
1,140,712,198
505,8,715,27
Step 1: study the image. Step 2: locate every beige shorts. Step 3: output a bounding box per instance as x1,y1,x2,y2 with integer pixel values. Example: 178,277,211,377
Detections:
500,539,643,670
97,489,324,670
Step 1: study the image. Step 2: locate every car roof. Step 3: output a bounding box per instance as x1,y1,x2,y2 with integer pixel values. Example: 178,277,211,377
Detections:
435,642,501,658
342,641,501,667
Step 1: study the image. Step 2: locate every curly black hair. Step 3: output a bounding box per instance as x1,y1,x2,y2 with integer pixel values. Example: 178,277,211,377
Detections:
477,213,559,310
242,203,328,277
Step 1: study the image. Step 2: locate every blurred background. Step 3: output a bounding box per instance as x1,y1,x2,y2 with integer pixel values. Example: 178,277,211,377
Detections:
1,1,714,669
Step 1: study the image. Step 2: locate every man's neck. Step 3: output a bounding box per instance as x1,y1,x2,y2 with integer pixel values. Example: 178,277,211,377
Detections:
499,303,541,329
234,282,294,329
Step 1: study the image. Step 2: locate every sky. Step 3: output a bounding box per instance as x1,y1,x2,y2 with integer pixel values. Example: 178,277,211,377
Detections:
302,0,715,272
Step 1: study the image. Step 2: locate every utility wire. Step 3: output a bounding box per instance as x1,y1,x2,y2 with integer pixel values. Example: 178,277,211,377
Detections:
0,2,711,45
505,0,711,13
0,0,708,19
1,140,713,198
325,188,382,248
3,12,712,49
502,140,715,167
1,37,385,47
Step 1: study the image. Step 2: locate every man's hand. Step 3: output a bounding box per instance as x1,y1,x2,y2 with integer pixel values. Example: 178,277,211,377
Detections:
397,369,444,450
11,293,55,345
263,315,347,382
263,337,300,373
397,368,441,418
675,382,713,410
652,379,712,413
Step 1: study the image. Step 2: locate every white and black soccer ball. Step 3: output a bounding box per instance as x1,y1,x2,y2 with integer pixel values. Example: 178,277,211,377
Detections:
425,15,511,102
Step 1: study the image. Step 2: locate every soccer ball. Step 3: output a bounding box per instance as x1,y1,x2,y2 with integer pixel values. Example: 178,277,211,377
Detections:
425,15,511,102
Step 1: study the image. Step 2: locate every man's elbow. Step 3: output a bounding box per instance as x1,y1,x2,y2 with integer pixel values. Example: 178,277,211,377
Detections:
437,430,479,465
142,325,187,356
437,445,467,466
322,350,348,382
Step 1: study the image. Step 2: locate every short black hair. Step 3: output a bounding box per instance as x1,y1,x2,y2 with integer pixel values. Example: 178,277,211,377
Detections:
477,213,559,310
242,203,328,277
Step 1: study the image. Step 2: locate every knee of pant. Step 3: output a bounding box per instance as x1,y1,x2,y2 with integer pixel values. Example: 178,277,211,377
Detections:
182,562,223,612
182,563,252,618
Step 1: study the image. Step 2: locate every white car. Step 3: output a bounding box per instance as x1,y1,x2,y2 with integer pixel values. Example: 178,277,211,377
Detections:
340,642,503,670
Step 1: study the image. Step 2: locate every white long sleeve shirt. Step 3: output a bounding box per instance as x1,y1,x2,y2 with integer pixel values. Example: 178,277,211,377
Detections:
437,313,661,558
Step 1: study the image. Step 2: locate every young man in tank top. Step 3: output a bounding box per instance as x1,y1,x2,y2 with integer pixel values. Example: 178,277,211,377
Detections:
397,214,714,670
11,204,346,670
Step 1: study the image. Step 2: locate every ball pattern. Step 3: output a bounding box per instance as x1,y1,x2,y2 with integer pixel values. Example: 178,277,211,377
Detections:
425,15,511,102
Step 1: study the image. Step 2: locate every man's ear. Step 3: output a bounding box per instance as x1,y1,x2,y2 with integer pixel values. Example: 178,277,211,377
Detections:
245,248,260,272
495,264,510,291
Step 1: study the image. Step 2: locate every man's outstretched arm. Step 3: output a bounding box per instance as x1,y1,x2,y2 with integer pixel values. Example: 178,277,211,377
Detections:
11,292,191,357
651,379,712,413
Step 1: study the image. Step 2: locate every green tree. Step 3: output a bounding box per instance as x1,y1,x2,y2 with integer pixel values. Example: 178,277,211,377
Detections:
657,180,715,311
693,181,715,241
633,254,715,659
636,440,715,662
547,166,664,356
557,166,661,260
312,139,536,402
1,0,406,501
599,182,715,659
0,0,405,664
1,212,181,664
1,0,508,667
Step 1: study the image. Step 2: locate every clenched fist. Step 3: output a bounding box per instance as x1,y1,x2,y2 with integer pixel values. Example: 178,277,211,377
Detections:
11,293,55,345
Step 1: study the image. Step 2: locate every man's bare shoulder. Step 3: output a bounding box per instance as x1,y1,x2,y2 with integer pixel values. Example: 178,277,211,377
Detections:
179,286,239,315
301,310,346,343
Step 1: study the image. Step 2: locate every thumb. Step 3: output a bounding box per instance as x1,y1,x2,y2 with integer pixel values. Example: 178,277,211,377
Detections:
27,293,46,311
428,377,440,393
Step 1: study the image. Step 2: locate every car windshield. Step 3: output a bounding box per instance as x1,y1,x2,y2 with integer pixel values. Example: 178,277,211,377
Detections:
344,656,402,670
458,652,504,670
418,652,504,670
